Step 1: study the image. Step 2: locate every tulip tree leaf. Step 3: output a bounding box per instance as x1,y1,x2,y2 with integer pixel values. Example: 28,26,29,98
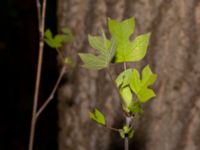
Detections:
89,108,106,125
44,28,73,49
108,18,151,63
130,65,157,103
79,31,116,70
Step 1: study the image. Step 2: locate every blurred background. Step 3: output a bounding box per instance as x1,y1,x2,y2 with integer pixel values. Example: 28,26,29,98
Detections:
1,0,200,150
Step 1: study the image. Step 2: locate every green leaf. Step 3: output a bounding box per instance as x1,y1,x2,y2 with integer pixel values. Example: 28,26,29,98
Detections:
123,125,130,134
108,17,135,42
130,65,157,103
116,68,132,87
120,86,132,110
79,32,116,70
89,108,106,125
124,33,151,62
128,129,134,139
119,129,125,139
53,35,63,48
129,101,143,114
44,27,73,49
108,18,151,63
119,125,134,139
61,27,74,42
45,29,53,39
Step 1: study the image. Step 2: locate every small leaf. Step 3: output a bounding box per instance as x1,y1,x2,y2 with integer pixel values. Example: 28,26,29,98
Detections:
53,35,63,48
116,69,132,87
119,129,125,139
45,27,73,49
130,65,157,103
129,101,143,114
89,108,106,125
120,86,132,110
61,27,74,42
123,125,130,134
128,129,134,139
79,32,116,70
45,29,53,39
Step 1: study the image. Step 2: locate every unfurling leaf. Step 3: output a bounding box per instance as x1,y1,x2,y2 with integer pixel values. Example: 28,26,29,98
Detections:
79,31,116,70
119,125,134,139
120,86,132,112
89,108,106,125
108,18,151,63
116,69,132,88
130,65,157,103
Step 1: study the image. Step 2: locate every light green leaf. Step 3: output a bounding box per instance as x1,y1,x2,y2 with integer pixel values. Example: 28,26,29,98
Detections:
124,33,151,62
123,125,130,134
89,108,106,125
44,27,73,49
129,101,143,114
130,65,157,103
53,35,63,48
79,32,116,70
116,69,132,88
119,125,134,139
119,129,125,139
120,86,132,110
108,18,151,63
45,29,53,39
61,27,74,42
108,17,135,42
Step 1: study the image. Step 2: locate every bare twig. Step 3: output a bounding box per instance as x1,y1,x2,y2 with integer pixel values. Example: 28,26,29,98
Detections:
28,0,47,150
36,66,66,118
36,0,41,28
124,136,129,150
105,125,120,132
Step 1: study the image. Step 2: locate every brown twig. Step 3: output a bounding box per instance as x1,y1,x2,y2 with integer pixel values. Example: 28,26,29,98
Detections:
28,0,47,150
36,0,41,28
36,66,66,118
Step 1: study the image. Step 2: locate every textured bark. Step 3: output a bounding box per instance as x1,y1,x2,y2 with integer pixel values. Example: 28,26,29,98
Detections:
57,0,200,150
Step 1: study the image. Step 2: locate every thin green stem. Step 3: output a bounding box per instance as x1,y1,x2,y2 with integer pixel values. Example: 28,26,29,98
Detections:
105,125,120,132
106,67,123,103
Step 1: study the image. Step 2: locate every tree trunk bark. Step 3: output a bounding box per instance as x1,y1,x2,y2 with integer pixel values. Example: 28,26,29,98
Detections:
57,0,200,150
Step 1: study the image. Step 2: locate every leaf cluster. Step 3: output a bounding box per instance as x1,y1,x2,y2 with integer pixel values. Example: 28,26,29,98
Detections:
79,17,157,139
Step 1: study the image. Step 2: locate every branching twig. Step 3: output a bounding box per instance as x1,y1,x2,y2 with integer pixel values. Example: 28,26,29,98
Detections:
36,66,67,118
28,0,47,150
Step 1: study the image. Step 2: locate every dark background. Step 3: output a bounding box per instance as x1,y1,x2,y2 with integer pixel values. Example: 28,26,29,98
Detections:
0,0,58,149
